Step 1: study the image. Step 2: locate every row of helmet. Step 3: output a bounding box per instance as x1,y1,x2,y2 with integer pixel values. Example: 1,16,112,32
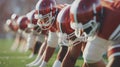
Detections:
5,0,57,34
5,0,101,38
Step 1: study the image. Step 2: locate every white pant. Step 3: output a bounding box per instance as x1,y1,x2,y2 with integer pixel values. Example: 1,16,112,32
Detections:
83,36,112,63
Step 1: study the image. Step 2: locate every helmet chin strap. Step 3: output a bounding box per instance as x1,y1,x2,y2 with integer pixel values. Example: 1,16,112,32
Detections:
74,28,82,38
70,21,84,38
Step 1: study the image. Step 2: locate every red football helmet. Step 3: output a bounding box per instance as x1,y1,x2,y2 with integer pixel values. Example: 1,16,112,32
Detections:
17,16,30,31
57,5,83,46
35,0,57,30
11,13,19,20
57,5,73,34
26,10,38,27
5,19,19,32
26,10,44,34
70,0,101,38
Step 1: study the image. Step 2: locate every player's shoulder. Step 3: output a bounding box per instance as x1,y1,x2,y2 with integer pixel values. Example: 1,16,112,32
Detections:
102,0,120,12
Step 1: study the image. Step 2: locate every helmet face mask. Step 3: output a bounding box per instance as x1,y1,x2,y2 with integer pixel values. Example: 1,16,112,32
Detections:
37,11,55,27
35,0,57,30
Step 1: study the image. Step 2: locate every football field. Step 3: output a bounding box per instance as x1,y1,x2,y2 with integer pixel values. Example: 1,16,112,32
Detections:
0,39,84,67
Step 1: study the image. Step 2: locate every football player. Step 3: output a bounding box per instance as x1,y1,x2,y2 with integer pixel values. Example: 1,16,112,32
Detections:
5,14,27,52
56,5,86,67
70,0,120,67
16,12,47,59
31,0,69,67
25,10,48,66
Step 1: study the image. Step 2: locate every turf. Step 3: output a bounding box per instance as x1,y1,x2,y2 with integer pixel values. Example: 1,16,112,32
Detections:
0,39,84,67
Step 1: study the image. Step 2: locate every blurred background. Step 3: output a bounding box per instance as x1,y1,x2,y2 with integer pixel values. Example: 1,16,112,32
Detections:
0,1,85,67
0,0,74,39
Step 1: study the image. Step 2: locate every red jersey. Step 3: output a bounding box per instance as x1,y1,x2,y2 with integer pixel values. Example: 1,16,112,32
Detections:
98,0,120,40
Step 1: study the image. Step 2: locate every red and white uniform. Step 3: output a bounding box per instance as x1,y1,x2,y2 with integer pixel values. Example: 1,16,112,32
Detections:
70,0,120,63
35,0,68,48
84,0,120,63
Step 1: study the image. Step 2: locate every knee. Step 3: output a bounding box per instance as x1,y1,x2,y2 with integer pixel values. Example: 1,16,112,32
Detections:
47,41,58,48
83,52,102,63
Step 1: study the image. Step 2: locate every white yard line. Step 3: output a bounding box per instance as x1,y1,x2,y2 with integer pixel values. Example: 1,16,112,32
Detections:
0,56,29,59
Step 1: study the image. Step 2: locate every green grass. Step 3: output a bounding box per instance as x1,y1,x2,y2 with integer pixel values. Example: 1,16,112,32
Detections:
0,39,83,67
